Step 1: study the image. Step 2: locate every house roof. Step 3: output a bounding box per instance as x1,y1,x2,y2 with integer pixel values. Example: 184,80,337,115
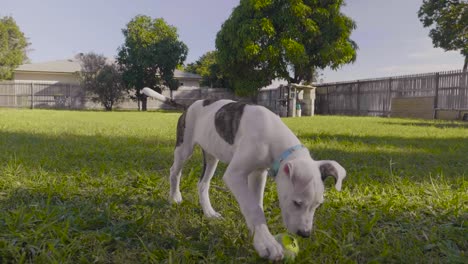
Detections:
16,59,81,73
174,70,202,79
15,59,202,79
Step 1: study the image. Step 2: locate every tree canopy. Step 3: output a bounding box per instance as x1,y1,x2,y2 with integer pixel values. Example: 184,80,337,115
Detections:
79,52,127,111
117,15,188,110
0,16,29,80
185,51,228,88
216,0,357,96
418,0,468,70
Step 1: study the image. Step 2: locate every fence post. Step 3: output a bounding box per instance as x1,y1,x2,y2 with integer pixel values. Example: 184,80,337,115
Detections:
433,72,439,119
14,82,18,108
387,78,392,116
30,82,34,109
326,86,330,115
269,90,272,108
356,81,360,116
67,84,70,109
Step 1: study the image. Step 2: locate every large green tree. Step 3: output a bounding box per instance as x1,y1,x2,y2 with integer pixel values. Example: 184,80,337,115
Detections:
216,0,357,96
185,51,228,88
117,15,188,110
0,16,29,80
418,0,468,70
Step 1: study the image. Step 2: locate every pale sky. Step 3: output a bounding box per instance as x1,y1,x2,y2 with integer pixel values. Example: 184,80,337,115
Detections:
1,0,465,83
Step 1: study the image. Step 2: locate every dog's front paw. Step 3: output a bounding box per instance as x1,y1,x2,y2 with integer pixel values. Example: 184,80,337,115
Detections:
253,225,284,261
169,191,182,204
204,209,222,219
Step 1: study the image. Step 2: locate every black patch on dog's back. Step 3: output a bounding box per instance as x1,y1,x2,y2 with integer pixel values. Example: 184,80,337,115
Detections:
176,111,187,147
203,99,219,107
214,102,247,145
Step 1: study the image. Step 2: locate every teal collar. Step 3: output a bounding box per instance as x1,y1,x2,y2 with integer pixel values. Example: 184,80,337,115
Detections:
270,144,305,177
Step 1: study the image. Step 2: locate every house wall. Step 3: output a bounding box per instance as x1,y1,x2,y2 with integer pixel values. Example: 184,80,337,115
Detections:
178,79,200,87
14,72,80,84
14,72,200,87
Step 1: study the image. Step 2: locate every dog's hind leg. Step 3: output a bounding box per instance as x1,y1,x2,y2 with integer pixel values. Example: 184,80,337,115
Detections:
198,150,221,218
169,144,193,204
248,169,268,210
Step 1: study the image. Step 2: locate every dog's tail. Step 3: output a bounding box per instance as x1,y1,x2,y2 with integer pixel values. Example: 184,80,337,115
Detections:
142,87,185,109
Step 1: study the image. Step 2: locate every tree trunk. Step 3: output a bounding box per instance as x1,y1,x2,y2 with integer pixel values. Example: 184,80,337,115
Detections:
250,92,258,104
141,95,148,111
136,89,141,111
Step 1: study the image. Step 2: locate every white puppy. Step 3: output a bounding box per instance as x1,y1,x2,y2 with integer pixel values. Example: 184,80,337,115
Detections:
143,87,346,261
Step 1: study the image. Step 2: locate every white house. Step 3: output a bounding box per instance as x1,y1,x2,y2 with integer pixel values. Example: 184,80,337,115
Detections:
14,58,202,87
15,59,82,84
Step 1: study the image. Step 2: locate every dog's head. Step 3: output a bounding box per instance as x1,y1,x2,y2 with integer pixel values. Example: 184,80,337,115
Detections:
275,157,346,237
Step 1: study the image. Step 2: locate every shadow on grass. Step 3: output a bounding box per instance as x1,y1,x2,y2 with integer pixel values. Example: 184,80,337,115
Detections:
378,120,468,129
0,184,255,263
310,191,467,263
298,133,467,183
0,130,255,262
0,130,177,175
3,123,466,182
0,125,466,262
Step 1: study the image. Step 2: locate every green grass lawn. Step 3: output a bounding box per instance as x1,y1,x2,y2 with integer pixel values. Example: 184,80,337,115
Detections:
0,108,466,263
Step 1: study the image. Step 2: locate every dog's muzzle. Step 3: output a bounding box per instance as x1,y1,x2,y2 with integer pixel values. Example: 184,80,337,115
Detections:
296,229,311,238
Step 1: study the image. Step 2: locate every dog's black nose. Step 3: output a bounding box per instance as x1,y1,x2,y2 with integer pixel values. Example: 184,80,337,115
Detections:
297,230,311,237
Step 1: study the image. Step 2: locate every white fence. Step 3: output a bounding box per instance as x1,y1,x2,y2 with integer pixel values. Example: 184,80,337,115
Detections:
315,70,468,119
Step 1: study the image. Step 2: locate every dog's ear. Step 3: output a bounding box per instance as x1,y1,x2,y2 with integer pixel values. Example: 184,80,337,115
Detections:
317,160,346,191
283,162,293,178
283,162,304,189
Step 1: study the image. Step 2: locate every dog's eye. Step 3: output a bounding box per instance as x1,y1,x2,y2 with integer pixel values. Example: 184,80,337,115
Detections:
293,200,303,208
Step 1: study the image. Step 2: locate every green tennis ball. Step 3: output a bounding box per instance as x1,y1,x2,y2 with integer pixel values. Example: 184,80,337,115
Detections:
274,233,299,262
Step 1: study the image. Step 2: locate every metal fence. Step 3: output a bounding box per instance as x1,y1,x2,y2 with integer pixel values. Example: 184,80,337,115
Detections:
0,81,84,109
257,86,292,116
315,70,468,119
0,81,276,111
160,86,290,115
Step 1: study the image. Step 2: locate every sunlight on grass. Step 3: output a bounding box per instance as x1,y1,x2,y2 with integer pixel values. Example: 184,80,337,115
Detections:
0,109,466,263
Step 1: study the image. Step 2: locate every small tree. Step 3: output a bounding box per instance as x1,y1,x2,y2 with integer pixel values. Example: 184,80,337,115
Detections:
216,0,357,96
418,0,468,70
0,16,30,80
78,52,106,91
117,15,188,110
79,53,127,111
185,51,229,88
